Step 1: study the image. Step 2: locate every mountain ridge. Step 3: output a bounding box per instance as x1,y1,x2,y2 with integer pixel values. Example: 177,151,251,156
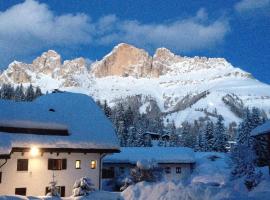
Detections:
0,43,269,127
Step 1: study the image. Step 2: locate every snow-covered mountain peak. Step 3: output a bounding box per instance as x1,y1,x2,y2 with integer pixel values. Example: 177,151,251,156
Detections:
91,43,153,78
0,43,269,127
31,50,61,75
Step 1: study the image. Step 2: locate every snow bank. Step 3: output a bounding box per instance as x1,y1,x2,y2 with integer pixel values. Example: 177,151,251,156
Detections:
104,147,195,164
0,191,122,200
0,92,119,155
121,181,246,200
192,152,231,186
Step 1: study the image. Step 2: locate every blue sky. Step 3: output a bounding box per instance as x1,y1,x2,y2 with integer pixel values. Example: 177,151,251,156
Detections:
0,0,269,83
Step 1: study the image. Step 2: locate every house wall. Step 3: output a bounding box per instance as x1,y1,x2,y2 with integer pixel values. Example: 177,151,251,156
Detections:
0,151,101,197
159,163,193,181
102,162,194,187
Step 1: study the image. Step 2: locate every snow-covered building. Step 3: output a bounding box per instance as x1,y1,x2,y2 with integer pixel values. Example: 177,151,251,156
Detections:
251,120,270,171
0,92,119,197
102,147,195,190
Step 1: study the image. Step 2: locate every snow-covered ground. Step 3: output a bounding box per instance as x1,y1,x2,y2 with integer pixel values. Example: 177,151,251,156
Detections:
1,152,270,200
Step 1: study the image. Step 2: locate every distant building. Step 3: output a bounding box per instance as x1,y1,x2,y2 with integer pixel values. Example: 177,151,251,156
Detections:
251,120,270,172
0,92,119,197
102,147,196,190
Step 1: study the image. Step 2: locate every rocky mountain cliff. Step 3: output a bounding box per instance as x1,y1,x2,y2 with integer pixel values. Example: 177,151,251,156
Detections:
1,43,270,127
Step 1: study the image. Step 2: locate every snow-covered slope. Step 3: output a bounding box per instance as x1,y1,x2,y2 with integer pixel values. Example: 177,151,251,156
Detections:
1,43,270,127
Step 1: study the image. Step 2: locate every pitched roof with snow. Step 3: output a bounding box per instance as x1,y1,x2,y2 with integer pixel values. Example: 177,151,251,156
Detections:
104,147,196,164
251,120,270,137
0,92,119,155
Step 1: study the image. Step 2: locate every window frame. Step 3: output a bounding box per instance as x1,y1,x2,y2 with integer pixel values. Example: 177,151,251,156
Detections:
15,187,27,196
75,160,81,169
90,160,96,169
176,167,181,174
17,159,28,171
48,159,67,170
164,167,171,174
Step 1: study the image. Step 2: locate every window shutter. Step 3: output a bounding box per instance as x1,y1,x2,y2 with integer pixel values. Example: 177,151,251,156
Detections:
62,159,67,170
17,159,28,171
48,159,53,170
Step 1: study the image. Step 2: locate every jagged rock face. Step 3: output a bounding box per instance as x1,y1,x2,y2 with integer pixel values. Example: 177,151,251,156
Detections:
151,48,182,76
0,61,32,83
91,43,153,78
60,58,88,87
32,50,61,76
0,50,90,88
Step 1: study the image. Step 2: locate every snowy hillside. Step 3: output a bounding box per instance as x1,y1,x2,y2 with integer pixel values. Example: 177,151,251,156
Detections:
1,43,270,127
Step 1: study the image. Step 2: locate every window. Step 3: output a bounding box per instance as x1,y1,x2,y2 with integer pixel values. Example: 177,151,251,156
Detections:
48,159,67,170
119,167,125,174
75,160,81,169
176,167,181,174
165,167,171,174
90,160,96,169
15,188,27,196
17,159,28,171
102,167,115,179
0,172,2,183
46,186,65,197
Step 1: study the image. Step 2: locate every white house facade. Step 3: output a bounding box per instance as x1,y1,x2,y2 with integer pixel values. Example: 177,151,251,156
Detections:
0,92,119,197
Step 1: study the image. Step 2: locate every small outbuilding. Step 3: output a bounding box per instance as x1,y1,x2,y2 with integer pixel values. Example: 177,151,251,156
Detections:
251,120,270,172
102,147,195,190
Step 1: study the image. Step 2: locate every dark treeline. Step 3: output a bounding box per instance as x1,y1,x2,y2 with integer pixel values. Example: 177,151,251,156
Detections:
0,83,43,101
97,99,267,154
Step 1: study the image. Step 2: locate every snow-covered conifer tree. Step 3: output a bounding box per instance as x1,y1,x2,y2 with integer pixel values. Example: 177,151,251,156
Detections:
213,115,228,152
203,120,214,151
231,108,263,190
14,84,25,101
25,84,35,101
35,86,43,98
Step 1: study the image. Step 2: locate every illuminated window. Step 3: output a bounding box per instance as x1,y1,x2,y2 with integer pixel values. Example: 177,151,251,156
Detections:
90,160,96,169
75,160,81,169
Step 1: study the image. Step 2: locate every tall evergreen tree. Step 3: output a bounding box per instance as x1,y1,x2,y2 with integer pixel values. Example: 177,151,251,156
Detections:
117,120,126,147
195,132,205,151
25,84,35,101
126,126,136,147
14,84,25,101
213,115,228,152
204,120,214,151
231,108,262,190
35,86,43,98
169,121,179,147
181,122,193,147
103,100,112,119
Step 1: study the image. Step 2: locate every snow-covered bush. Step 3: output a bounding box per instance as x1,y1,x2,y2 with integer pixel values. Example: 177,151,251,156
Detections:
120,177,133,191
46,181,60,197
72,177,95,197
130,160,163,183
245,169,263,191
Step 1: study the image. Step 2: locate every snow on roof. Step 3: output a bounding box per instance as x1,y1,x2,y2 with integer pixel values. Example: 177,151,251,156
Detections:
251,120,270,136
0,92,119,155
104,147,195,164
